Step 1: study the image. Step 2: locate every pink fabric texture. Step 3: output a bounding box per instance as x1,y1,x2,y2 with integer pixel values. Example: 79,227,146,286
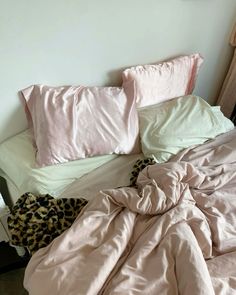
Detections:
122,53,203,108
24,129,236,295
21,85,140,167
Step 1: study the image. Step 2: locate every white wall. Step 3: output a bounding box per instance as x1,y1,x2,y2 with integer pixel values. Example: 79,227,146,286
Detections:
0,0,236,142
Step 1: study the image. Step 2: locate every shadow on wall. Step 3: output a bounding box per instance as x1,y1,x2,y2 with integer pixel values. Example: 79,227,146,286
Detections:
106,67,124,87
1,104,27,143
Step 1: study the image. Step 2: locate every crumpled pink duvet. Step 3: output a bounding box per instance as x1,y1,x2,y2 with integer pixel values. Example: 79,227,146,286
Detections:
24,129,236,295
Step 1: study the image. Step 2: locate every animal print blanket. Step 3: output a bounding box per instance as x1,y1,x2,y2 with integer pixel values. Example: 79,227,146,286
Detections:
8,193,87,254
7,158,153,254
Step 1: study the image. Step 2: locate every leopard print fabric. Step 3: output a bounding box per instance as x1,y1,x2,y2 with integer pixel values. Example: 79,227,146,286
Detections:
7,193,88,254
7,159,154,255
130,157,155,187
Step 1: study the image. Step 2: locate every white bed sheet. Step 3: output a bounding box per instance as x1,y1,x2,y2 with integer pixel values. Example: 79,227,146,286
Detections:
60,153,144,201
0,130,118,204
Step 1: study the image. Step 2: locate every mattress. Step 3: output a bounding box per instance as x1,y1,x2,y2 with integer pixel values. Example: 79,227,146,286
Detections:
0,130,119,204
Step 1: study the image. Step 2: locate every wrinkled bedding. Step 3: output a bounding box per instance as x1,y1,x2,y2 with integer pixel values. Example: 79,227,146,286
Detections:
24,129,236,295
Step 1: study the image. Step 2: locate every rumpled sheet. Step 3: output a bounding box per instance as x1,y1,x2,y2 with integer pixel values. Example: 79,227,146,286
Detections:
24,129,236,295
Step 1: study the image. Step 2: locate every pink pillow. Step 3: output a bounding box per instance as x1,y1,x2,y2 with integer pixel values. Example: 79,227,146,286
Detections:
21,85,140,167
122,53,203,108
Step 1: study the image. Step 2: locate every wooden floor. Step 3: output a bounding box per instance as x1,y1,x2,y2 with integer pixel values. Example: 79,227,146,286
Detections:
0,267,28,295
0,242,29,295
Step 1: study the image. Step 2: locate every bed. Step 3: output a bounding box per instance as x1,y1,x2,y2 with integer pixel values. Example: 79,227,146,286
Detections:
0,53,236,294
24,128,236,295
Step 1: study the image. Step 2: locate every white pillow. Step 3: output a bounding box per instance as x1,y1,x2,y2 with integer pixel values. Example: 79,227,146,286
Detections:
138,95,234,162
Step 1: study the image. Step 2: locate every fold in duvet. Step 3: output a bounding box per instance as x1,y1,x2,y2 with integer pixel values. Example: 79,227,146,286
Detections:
24,129,236,295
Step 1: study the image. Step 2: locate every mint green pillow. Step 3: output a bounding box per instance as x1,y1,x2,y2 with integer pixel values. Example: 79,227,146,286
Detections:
139,95,234,162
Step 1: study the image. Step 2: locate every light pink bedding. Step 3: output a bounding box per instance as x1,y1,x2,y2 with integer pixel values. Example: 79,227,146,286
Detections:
122,53,203,108
24,129,236,295
21,85,140,167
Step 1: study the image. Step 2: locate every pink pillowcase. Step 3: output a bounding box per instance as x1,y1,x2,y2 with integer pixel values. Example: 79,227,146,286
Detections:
122,53,203,108
21,85,140,167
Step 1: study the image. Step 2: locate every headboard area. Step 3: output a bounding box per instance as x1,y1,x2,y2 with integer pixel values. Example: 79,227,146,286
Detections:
1,0,236,143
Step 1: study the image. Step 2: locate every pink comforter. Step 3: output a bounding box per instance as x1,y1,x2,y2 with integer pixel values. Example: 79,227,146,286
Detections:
24,129,236,295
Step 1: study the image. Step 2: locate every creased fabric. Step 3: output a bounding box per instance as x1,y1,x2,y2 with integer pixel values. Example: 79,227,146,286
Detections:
21,85,140,167
122,53,203,108
230,23,236,46
24,129,236,295
217,49,236,118
217,23,236,118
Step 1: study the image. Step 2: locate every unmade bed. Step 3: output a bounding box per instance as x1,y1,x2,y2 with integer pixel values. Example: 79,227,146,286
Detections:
0,53,235,294
24,127,236,294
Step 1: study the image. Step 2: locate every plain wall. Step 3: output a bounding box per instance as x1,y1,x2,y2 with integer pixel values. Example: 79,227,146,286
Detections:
0,0,236,143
